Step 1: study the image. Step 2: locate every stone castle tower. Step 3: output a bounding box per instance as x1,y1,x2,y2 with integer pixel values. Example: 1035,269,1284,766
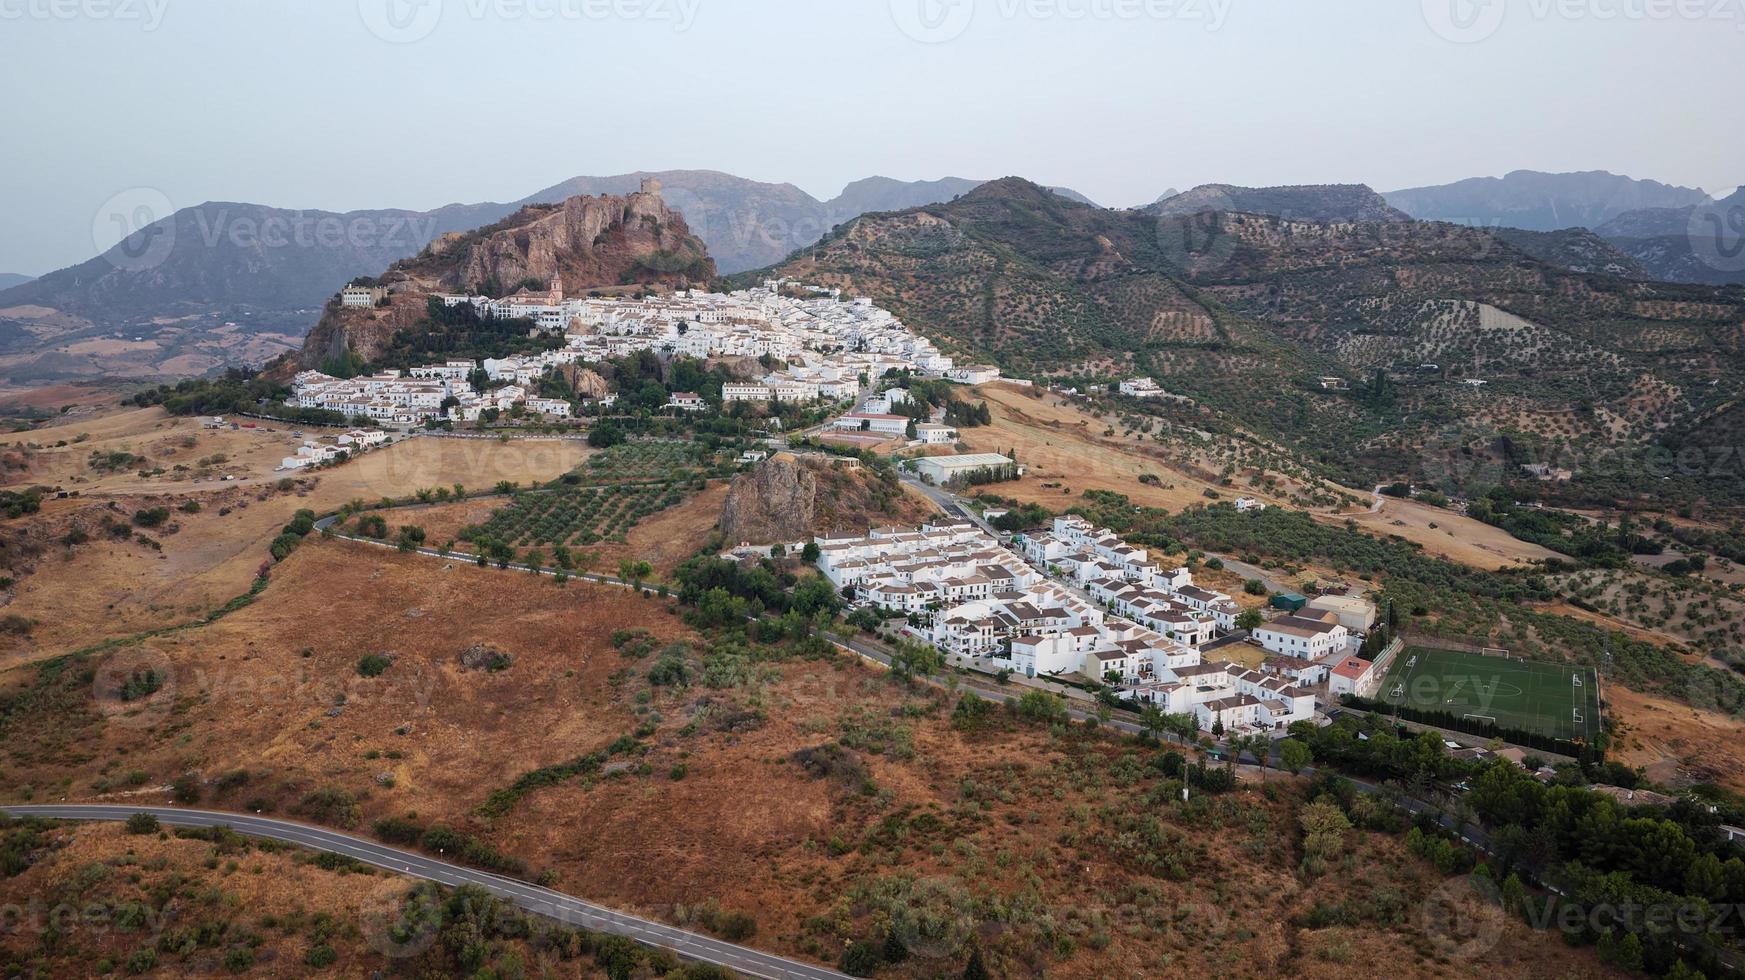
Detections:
639,176,663,198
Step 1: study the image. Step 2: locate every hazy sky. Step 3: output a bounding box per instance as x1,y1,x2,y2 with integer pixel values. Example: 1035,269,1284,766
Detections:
3,0,1741,273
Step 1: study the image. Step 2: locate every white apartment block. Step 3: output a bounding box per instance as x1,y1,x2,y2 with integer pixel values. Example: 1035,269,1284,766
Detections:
1252,610,1352,660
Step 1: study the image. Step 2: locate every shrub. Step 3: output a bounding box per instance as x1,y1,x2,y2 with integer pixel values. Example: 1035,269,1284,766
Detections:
304,944,338,968
717,910,757,942
647,653,692,687
170,774,201,804
132,507,171,528
125,813,160,835
357,654,391,678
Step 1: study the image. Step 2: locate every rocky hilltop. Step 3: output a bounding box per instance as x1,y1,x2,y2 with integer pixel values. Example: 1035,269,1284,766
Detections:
1145,183,1409,223
295,183,713,369
719,454,936,544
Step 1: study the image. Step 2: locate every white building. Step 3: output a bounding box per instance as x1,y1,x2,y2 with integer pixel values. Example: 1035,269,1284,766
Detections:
946,365,1001,385
1252,610,1351,661
341,284,386,309
832,413,910,437
913,423,958,445
909,453,1023,486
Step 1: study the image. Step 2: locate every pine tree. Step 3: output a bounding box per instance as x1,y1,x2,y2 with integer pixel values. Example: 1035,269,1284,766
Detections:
961,946,990,980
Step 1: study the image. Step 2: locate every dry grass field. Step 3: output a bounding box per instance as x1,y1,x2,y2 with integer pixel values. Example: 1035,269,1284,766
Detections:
0,540,1620,979
1343,494,1560,572
0,411,589,666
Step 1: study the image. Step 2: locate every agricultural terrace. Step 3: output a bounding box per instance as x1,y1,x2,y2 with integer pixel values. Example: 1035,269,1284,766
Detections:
441,439,727,561
466,481,699,550
582,439,726,483
1380,646,1602,744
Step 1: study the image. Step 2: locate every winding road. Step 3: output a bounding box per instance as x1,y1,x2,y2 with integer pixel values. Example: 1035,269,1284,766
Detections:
1,805,849,980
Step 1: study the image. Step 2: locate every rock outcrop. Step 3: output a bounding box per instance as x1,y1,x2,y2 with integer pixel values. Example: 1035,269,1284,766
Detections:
719,455,818,544
718,453,940,544
295,183,713,368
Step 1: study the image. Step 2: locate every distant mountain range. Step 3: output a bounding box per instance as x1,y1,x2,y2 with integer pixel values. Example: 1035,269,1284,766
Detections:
0,166,1737,387
0,170,1091,336
0,274,33,291
1592,186,1745,286
1384,170,1744,285
1384,169,1711,231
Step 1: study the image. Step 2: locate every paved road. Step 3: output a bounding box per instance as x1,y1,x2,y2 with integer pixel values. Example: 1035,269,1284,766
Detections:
1,805,848,980
897,473,990,531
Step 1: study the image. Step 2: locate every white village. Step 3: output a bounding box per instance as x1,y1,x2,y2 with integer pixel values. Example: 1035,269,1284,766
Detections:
817,511,1387,737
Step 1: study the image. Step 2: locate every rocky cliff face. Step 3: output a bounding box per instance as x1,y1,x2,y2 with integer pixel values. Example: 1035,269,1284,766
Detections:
407,186,714,293
720,455,819,544
295,186,713,368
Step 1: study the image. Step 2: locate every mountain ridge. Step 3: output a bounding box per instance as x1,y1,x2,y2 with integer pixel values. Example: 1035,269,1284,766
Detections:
1384,169,1712,231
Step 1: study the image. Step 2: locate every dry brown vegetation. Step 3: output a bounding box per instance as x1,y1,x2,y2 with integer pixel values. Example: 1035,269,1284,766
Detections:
0,541,1618,978
0,410,587,665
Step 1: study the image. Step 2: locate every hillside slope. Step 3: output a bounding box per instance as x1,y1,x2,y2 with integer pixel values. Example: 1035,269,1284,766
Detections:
767,177,1745,494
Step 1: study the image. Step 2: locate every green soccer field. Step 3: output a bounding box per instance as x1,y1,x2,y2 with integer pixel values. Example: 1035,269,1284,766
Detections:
1378,646,1600,743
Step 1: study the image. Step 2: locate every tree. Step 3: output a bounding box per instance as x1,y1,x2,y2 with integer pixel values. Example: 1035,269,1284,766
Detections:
1235,609,1264,631
801,541,821,563
961,947,990,980
1140,705,1166,742
1279,738,1311,775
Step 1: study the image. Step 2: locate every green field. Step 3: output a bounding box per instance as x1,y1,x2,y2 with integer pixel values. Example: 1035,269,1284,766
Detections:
1379,646,1600,743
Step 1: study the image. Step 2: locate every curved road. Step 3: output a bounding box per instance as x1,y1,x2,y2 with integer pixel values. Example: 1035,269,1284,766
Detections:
1,805,847,980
